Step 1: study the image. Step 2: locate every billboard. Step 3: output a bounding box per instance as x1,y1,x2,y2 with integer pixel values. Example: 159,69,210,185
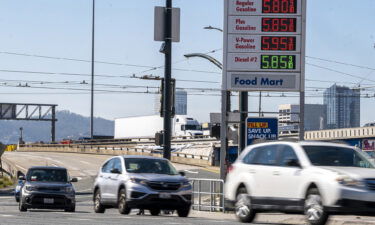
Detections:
223,0,306,91
363,139,375,151
246,117,278,145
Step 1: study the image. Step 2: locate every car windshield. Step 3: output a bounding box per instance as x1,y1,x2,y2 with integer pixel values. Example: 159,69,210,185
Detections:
125,158,178,175
303,146,374,168
183,125,202,131
26,169,68,182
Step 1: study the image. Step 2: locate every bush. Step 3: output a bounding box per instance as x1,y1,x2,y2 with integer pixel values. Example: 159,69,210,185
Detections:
0,176,13,189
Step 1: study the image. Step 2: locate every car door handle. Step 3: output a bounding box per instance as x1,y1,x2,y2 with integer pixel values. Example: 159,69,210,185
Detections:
249,169,256,174
273,171,281,176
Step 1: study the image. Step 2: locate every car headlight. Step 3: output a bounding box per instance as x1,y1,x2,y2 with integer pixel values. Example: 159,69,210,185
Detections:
336,176,365,187
181,181,191,188
130,178,147,185
25,186,36,192
64,186,74,193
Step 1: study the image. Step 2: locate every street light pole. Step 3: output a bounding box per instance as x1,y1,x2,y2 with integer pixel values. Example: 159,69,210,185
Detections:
202,26,248,153
162,0,173,160
90,0,95,139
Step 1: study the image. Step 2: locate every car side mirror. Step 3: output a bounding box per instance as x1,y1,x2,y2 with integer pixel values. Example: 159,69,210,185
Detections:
111,168,121,174
286,159,301,168
18,175,25,181
70,177,78,183
178,171,186,176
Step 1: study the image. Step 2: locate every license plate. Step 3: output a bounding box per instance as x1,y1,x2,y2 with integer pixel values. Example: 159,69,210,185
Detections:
43,198,54,204
159,193,171,199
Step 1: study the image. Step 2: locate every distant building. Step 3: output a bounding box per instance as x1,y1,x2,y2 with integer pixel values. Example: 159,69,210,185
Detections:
154,90,187,115
324,84,360,129
175,90,187,115
278,104,326,133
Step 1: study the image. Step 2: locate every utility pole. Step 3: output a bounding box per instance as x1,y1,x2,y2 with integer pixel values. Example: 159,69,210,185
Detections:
90,0,95,139
163,0,172,160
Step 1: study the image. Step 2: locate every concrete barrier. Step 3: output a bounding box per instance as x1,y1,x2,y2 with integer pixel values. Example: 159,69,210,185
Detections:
17,145,212,167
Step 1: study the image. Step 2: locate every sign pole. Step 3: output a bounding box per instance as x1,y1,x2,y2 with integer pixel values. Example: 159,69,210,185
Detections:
239,92,248,152
299,0,307,140
163,0,172,160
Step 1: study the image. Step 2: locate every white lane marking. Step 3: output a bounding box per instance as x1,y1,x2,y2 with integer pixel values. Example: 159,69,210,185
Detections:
1,215,14,217
17,165,27,171
184,170,198,174
77,188,93,193
0,196,14,199
79,161,91,165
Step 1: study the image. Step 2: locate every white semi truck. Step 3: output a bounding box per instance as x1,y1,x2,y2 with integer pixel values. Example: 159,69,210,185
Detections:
114,115,203,139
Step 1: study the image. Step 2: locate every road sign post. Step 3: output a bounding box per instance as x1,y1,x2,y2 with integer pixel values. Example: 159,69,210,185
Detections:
154,1,180,160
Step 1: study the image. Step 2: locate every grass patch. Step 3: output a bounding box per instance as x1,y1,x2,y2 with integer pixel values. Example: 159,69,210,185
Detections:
0,176,14,189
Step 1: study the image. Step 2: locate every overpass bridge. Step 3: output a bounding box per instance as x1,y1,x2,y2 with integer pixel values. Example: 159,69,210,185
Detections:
304,126,375,157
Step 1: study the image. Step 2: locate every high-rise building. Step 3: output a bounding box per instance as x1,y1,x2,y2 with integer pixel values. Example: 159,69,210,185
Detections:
324,84,360,129
175,90,187,115
278,104,326,133
154,90,187,115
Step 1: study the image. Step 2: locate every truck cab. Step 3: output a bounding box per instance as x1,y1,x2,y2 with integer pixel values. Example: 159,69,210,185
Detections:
174,115,203,137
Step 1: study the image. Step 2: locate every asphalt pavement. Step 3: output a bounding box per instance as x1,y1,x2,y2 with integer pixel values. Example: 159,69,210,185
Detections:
0,194,375,225
2,151,219,194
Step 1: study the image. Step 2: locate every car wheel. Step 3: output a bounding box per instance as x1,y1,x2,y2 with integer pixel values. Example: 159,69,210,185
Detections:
235,187,256,223
150,208,161,216
118,188,131,215
19,199,27,212
65,204,76,212
304,188,329,225
177,207,190,217
94,189,105,213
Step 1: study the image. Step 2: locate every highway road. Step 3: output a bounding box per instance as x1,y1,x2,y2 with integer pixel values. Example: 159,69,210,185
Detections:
2,152,375,224
0,195,374,225
2,151,219,193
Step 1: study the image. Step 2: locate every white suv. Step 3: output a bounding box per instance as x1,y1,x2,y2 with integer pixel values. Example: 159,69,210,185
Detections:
225,141,375,225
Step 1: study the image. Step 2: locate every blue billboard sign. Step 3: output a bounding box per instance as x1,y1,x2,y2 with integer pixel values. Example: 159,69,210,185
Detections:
246,117,278,146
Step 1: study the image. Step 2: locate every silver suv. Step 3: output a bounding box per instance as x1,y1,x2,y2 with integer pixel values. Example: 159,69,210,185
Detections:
93,155,192,216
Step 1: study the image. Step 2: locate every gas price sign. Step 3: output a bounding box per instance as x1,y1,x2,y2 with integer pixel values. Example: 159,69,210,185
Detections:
224,0,306,91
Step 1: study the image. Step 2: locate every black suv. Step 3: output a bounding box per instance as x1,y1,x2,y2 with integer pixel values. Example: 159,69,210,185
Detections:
18,166,77,212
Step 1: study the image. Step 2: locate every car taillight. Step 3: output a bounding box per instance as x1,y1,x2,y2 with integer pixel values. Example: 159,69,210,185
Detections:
227,165,234,173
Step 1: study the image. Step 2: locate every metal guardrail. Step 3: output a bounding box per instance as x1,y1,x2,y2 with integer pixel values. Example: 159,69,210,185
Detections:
189,178,225,212
19,143,211,161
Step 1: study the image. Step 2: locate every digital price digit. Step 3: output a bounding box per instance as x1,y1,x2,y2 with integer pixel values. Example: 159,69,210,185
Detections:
262,0,297,14
261,36,296,51
261,55,296,69
262,18,296,32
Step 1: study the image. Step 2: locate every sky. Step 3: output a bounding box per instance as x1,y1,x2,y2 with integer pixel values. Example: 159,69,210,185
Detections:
0,0,374,129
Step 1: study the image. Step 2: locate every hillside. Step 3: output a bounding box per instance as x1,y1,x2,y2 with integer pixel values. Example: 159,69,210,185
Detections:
0,110,114,144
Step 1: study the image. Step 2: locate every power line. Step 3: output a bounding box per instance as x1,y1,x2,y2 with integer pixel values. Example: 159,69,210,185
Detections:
0,50,222,76
0,69,220,84
307,56,375,71
306,63,375,83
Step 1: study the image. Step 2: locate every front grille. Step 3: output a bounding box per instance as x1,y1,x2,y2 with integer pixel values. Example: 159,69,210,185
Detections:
365,179,375,190
146,181,181,191
31,194,67,205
